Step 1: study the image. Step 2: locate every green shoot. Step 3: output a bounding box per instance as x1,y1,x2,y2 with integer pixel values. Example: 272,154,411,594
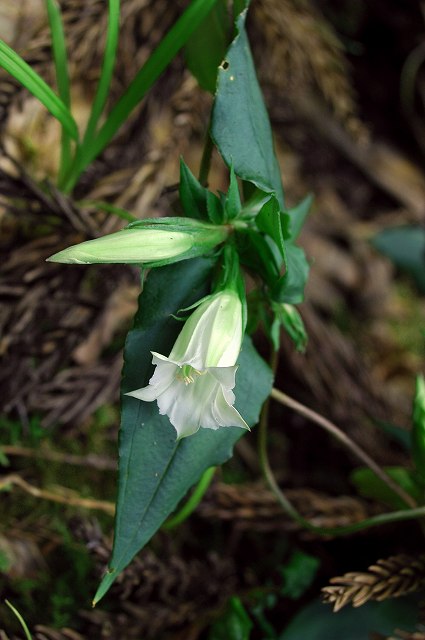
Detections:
0,39,78,140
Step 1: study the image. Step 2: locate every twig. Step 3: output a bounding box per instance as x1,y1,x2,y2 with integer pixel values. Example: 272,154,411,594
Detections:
1,445,116,470
270,388,417,510
0,473,115,515
258,386,425,536
198,118,214,187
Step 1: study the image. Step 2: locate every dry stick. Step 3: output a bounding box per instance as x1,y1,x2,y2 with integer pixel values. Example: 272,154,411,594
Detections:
1,445,116,470
258,395,425,536
0,473,115,515
270,387,417,510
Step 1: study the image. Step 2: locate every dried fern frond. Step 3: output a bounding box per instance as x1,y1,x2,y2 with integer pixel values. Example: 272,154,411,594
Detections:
322,554,425,612
198,481,380,535
371,631,425,640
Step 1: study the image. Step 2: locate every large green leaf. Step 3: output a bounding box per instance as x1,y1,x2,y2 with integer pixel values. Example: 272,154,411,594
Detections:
272,244,310,304
94,257,273,602
211,9,284,208
372,226,425,293
256,194,287,260
350,466,423,510
0,39,78,140
280,597,418,640
184,0,230,93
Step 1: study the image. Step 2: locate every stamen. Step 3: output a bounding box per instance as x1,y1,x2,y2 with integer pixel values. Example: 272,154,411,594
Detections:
176,364,203,385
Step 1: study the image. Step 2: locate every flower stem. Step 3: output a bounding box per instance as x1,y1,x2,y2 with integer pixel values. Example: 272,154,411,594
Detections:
162,466,216,529
198,119,214,186
258,368,424,535
270,388,417,510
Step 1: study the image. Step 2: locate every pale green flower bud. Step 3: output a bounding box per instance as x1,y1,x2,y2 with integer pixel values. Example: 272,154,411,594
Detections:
46,218,228,265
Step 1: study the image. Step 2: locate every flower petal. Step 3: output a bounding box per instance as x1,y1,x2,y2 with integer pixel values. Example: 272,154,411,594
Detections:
212,386,249,430
208,365,238,389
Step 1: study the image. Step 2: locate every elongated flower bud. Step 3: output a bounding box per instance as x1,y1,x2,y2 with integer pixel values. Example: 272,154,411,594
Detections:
47,218,228,265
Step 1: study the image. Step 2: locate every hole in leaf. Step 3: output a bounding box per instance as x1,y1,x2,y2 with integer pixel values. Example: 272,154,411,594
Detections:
221,60,229,70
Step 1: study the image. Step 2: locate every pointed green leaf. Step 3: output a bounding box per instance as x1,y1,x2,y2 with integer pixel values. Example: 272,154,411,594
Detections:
286,194,313,241
184,0,230,93
256,194,286,260
272,244,310,304
412,374,425,483
207,190,224,224
0,39,78,140
271,302,307,352
240,185,272,219
94,258,272,603
236,229,280,288
350,466,423,510
211,9,284,207
372,225,425,293
179,158,209,220
209,597,253,640
225,165,242,220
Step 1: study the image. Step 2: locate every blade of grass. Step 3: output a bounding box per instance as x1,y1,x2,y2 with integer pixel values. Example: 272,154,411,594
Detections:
0,39,78,140
81,0,120,147
77,199,137,223
62,0,218,192
5,600,33,640
45,0,73,186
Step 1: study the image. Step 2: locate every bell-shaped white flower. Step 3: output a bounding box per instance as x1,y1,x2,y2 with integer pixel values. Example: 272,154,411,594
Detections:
126,290,248,438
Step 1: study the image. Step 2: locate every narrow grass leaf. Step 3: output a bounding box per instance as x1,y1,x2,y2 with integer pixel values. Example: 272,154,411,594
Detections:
64,0,219,191
45,0,73,184
0,39,78,140
81,0,120,146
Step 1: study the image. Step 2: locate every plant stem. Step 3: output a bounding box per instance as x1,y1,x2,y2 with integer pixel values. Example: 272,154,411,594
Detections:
258,385,425,537
5,601,32,640
198,122,214,186
270,388,417,510
162,466,216,529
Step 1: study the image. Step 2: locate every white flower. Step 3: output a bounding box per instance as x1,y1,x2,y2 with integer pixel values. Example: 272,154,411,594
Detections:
126,290,248,438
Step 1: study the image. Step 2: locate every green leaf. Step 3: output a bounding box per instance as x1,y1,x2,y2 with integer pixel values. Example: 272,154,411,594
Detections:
179,158,209,220
0,39,78,140
94,258,273,603
225,165,242,221
185,0,230,93
80,0,120,147
211,8,284,208
412,374,425,483
256,194,287,260
271,302,307,352
350,466,423,510
372,226,425,293
240,185,272,219
286,194,313,241
280,598,418,640
279,550,319,600
209,597,253,640
236,229,280,288
272,244,310,304
5,601,33,640
372,418,412,451
63,0,220,191
207,190,224,224
45,0,72,184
